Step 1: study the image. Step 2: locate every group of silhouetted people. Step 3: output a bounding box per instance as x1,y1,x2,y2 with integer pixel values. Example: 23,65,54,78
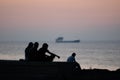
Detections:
25,42,81,69
25,42,60,62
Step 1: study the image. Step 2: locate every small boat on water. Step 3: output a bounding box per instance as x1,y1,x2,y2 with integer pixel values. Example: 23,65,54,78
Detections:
56,37,80,43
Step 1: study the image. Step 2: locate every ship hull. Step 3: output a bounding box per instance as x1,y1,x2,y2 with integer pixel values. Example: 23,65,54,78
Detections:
56,40,80,43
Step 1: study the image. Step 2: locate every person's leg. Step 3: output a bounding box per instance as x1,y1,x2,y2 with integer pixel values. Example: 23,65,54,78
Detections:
75,62,81,70
47,54,55,62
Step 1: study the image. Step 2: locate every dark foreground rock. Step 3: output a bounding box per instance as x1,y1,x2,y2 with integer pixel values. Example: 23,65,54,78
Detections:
0,60,120,80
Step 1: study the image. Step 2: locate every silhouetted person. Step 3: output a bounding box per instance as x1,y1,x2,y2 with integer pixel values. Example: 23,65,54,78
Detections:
31,42,39,61
38,43,60,62
67,53,81,70
25,42,33,61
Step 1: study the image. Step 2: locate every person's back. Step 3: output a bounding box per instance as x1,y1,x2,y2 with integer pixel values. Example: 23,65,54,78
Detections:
38,47,47,61
31,42,39,61
39,43,48,57
67,53,76,62
67,53,81,70
25,42,33,61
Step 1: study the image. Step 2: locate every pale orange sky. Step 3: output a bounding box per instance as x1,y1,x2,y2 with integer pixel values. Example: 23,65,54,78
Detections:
0,0,120,41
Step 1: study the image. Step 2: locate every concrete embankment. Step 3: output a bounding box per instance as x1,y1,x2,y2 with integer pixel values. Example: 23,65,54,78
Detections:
0,60,120,80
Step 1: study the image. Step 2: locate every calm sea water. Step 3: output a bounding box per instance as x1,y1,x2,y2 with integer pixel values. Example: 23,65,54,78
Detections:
0,41,120,70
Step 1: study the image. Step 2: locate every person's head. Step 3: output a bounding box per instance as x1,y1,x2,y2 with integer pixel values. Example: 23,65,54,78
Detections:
34,42,39,48
42,43,48,49
72,53,76,57
28,42,33,48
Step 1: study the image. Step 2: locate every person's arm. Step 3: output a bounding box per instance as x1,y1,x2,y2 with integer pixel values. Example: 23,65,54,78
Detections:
47,50,60,59
73,57,76,62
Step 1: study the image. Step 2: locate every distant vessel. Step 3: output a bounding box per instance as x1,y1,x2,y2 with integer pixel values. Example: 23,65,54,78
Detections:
56,37,80,43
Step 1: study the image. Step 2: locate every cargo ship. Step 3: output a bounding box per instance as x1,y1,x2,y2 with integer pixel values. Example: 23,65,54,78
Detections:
56,37,80,43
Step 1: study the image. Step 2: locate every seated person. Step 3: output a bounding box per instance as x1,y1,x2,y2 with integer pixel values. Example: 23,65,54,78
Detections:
25,42,33,61
67,53,81,70
38,43,60,62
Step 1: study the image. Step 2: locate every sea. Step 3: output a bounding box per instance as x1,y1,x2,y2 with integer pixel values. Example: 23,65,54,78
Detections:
0,41,120,71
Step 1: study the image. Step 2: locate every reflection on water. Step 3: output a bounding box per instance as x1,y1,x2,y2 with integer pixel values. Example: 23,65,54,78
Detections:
0,41,120,70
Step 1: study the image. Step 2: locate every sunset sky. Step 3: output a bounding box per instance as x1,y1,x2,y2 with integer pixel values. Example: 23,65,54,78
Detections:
0,0,120,41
